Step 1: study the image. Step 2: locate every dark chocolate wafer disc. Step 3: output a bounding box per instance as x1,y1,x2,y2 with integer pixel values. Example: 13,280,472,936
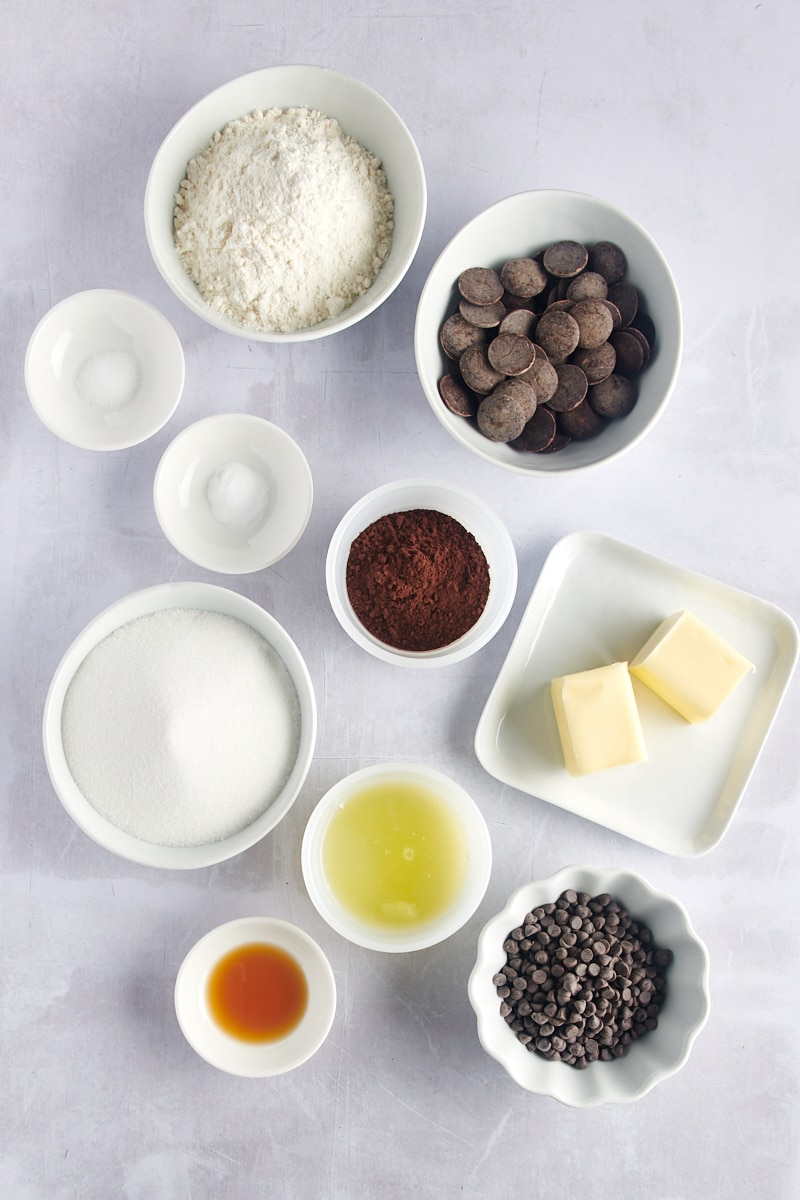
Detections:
511,406,556,452
459,344,506,395
523,356,559,404
500,257,549,299
570,299,614,350
490,376,537,420
535,309,580,363
440,313,487,359
587,241,627,284
566,271,609,302
609,330,645,377
571,342,616,384
625,324,651,367
438,374,479,417
601,299,623,331
587,373,638,418
631,311,656,348
557,400,607,440
499,308,537,338
487,332,536,376
543,240,589,278
548,363,588,412
477,392,527,442
458,298,507,328
607,281,639,327
458,267,504,306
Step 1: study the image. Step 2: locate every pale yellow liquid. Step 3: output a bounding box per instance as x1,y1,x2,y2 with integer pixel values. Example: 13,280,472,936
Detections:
322,780,469,930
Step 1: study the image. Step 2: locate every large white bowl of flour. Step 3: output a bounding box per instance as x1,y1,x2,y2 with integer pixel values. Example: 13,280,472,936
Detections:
43,583,317,868
144,65,427,342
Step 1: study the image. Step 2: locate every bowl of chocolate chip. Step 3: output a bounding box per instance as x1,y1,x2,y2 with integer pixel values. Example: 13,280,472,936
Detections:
468,865,710,1106
325,478,517,667
145,65,426,342
414,190,682,474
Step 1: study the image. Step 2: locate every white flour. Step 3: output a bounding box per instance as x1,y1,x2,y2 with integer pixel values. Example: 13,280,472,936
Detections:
174,106,394,332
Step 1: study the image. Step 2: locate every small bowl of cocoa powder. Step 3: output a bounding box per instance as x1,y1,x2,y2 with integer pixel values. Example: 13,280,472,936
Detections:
325,478,517,667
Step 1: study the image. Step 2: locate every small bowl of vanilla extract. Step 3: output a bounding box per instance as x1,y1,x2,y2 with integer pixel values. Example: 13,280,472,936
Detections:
174,917,336,1076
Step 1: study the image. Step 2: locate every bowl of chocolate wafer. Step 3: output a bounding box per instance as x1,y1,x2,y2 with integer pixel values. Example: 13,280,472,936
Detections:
414,190,682,475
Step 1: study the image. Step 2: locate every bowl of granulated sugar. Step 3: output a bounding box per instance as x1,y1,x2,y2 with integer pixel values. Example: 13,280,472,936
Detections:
42,583,316,869
144,65,427,342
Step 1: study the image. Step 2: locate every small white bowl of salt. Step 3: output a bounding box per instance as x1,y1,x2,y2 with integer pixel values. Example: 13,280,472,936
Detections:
24,289,185,450
154,413,313,573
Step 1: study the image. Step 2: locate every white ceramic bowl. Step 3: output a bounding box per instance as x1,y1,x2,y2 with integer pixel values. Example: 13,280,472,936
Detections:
325,478,517,667
175,917,336,1076
42,582,316,869
144,64,427,342
153,414,313,573
24,290,185,450
468,865,710,1106
301,762,493,953
414,190,682,475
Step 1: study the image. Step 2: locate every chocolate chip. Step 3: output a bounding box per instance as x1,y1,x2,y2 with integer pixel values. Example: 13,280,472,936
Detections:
490,376,537,420
459,298,507,328
438,374,479,417
571,342,616,385
587,241,627,284
511,406,556,452
588,373,638,418
543,240,589,278
566,271,609,302
570,298,614,350
500,257,549,298
459,343,506,394
440,313,487,359
557,399,607,440
487,332,536,376
477,391,527,442
535,309,580,363
547,363,588,412
458,267,504,306
607,281,639,327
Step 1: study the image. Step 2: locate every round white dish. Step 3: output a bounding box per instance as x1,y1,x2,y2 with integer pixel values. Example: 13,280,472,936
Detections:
325,477,517,667
153,414,313,573
24,289,185,451
174,917,336,1077
144,64,427,342
42,582,316,869
414,189,682,475
301,762,492,953
468,865,710,1106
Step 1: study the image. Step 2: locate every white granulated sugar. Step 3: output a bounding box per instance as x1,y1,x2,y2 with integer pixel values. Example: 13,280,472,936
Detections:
173,106,394,333
61,608,301,848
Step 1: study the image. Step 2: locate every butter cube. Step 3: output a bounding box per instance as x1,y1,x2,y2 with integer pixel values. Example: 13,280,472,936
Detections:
629,609,754,723
551,662,648,777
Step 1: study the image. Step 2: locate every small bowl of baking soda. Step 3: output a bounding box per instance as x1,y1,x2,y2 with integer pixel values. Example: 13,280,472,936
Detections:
24,289,185,450
154,414,313,573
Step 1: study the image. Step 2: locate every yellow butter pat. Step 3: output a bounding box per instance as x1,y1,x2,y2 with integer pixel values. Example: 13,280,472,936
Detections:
629,609,754,723
551,662,648,777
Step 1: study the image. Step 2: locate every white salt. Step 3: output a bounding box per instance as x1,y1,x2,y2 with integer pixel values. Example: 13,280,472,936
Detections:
207,461,270,532
74,349,140,412
61,608,301,848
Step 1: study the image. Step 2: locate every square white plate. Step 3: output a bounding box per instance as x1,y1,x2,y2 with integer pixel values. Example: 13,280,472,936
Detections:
474,532,798,856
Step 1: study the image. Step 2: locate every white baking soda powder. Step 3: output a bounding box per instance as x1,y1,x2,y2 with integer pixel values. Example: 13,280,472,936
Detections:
74,349,140,411
206,461,270,532
61,608,301,847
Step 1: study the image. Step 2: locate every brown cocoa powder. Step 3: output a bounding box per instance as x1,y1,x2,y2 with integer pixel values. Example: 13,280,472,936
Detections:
345,508,490,652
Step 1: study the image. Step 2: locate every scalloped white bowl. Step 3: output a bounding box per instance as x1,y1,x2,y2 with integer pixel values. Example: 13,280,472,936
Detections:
468,865,709,1106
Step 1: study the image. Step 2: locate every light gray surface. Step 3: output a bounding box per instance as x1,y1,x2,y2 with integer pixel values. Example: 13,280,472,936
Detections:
3,2,798,1197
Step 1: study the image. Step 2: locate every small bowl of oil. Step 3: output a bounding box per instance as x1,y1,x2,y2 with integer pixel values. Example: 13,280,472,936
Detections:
301,762,493,953
174,917,336,1076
